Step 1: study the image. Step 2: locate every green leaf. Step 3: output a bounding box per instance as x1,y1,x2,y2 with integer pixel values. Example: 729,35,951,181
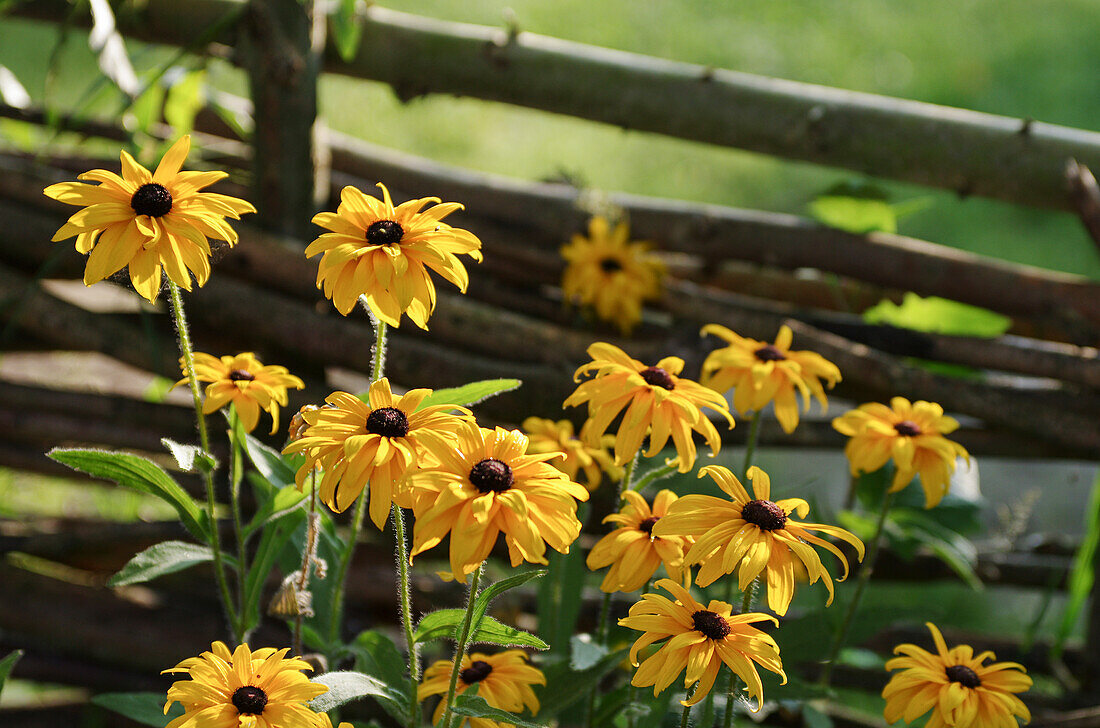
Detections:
244,483,307,541
889,508,983,589
453,693,544,728
471,569,546,631
569,634,607,671
538,546,587,655
413,379,522,412
802,702,834,728
242,508,306,635
809,181,897,234
331,0,363,62
164,69,205,136
48,448,207,541
91,692,183,727
108,540,214,587
309,671,408,721
414,610,548,650
863,292,1011,338
243,431,298,489
343,630,411,725
141,375,175,404
535,648,629,719
162,438,216,474
1053,469,1100,658
0,649,22,697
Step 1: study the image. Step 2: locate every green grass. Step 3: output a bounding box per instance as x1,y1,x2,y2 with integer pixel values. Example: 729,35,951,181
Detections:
2,1,1099,279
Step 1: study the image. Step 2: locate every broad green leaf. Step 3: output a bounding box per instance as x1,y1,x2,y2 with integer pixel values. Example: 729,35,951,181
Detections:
536,648,629,719
91,692,183,727
538,544,587,654
809,181,896,234
471,569,546,631
164,69,206,136
863,292,1011,338
414,379,522,412
242,508,306,635
331,0,363,62
453,693,544,728
1053,468,1100,658
569,634,607,671
0,649,22,697
309,671,408,722
343,631,410,725
244,483,307,541
48,448,207,541
414,610,548,650
244,431,298,489
108,541,214,587
162,438,216,474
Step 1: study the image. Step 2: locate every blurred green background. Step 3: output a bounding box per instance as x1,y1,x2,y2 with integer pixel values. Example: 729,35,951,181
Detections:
3,0,1100,279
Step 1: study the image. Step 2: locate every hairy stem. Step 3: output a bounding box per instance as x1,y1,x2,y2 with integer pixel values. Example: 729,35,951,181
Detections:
391,504,419,728
293,467,319,655
721,581,758,728
228,407,249,639
440,563,484,728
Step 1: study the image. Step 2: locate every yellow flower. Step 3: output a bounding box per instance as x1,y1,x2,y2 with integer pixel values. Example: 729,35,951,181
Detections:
700,324,841,433
619,579,785,709
833,396,971,508
563,343,734,473
317,715,353,728
306,183,482,328
162,641,327,728
282,379,467,528
586,489,692,593
654,466,864,616
407,421,589,580
418,650,545,728
179,352,304,435
521,416,621,490
44,135,255,302
560,216,665,334
883,623,1031,728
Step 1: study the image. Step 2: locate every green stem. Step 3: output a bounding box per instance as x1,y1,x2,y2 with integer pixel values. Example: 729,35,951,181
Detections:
619,451,639,496
680,695,694,728
625,579,654,728
721,583,758,728
391,504,419,728
818,488,896,688
583,591,615,728
440,563,484,728
167,281,239,640
631,462,677,492
293,467,319,656
742,410,762,479
228,407,249,640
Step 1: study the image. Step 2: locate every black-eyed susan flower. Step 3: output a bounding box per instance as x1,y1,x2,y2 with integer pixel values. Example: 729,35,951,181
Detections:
560,216,665,334
833,396,971,508
619,579,785,709
521,416,620,490
653,465,864,616
883,623,1031,728
700,324,841,433
418,650,545,728
306,183,482,328
563,343,734,473
162,641,327,728
44,135,255,302
180,352,304,435
283,379,468,528
317,715,353,728
586,489,692,593
407,421,589,580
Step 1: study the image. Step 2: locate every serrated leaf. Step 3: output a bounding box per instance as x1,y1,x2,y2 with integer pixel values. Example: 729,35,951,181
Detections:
453,693,544,728
108,541,215,587
414,610,548,650
863,292,1011,338
309,671,408,721
48,448,207,541
413,379,522,412
0,649,22,697
331,0,363,62
569,634,607,671
91,692,183,727
162,438,216,474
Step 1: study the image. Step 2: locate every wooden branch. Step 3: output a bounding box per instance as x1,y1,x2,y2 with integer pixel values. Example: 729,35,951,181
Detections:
1068,159,1100,254
15,1,1100,211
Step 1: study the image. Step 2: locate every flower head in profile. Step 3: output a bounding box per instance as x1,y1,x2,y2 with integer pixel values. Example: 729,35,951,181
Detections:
563,343,734,473
833,397,970,508
306,183,482,328
283,379,468,528
560,216,665,334
162,641,327,728
587,489,692,593
884,622,1031,728
419,650,545,728
700,324,841,433
654,466,864,616
407,421,589,580
619,579,785,709
179,352,304,434
44,135,255,302
521,416,621,490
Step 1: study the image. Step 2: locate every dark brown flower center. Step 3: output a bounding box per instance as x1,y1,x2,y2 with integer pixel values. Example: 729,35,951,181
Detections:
945,665,981,688
469,458,514,494
228,369,255,382
754,345,786,362
741,499,787,531
365,406,410,438
599,257,623,273
639,516,659,534
460,660,493,684
692,610,731,640
231,686,268,715
130,183,173,217
640,366,675,390
894,420,922,437
365,219,404,246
